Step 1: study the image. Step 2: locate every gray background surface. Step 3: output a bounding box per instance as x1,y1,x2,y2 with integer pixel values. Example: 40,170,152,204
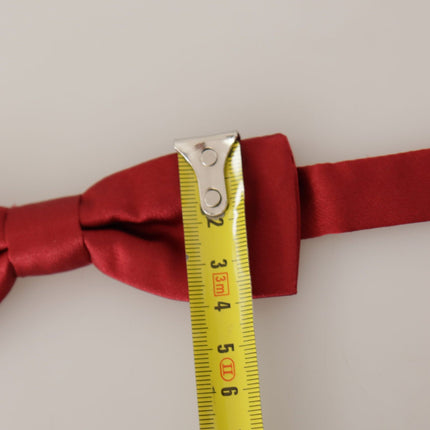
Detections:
1,1,430,429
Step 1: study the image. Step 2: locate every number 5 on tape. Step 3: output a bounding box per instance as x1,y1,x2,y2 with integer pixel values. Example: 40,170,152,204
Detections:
175,132,264,430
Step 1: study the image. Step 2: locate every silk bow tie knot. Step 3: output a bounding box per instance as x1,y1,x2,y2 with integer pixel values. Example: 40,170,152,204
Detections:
0,197,89,302
0,134,301,303
1,196,90,279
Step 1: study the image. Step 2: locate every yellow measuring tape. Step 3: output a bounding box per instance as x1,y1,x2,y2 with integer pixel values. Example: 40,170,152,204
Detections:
175,132,264,429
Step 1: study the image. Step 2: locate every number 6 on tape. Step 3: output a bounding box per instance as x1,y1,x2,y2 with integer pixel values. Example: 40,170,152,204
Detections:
175,131,264,429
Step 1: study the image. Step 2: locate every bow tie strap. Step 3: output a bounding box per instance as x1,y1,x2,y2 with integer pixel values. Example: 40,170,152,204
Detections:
0,134,300,303
299,147,430,238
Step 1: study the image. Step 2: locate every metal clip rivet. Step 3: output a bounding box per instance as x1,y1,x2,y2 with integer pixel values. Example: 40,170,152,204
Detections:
204,188,222,208
201,148,218,167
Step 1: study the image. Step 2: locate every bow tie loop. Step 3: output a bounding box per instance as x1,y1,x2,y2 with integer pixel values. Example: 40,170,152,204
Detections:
0,134,302,304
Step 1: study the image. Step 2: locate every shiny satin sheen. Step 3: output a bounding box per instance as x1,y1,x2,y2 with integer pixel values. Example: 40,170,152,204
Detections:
1,134,429,303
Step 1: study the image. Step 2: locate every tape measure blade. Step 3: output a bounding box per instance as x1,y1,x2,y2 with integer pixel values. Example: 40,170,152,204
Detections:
178,142,264,429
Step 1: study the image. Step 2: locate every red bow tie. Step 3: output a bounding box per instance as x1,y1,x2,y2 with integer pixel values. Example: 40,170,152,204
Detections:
1,133,429,304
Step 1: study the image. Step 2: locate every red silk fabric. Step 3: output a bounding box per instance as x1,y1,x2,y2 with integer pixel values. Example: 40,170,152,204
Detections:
298,148,430,238
1,133,430,304
0,134,300,303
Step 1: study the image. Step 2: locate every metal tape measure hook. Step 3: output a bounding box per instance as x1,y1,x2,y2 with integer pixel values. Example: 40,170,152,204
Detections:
174,131,240,218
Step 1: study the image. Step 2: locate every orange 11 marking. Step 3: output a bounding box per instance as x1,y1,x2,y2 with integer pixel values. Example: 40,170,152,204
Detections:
220,357,236,382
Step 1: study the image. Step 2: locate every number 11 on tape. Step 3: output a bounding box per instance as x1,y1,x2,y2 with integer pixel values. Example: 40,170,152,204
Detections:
175,132,264,429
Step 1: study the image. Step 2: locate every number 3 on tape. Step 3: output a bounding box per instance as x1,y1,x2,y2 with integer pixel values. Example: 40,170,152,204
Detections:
175,132,264,430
